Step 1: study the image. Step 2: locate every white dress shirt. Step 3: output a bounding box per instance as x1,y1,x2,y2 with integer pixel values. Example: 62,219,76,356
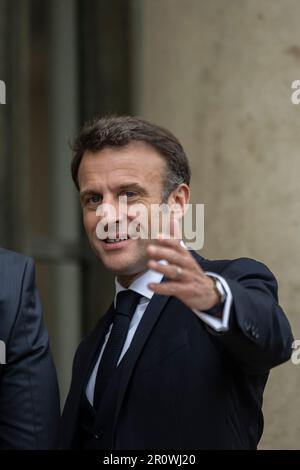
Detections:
86,263,232,405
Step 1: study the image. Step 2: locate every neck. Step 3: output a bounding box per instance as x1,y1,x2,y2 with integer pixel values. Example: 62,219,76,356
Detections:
117,269,147,288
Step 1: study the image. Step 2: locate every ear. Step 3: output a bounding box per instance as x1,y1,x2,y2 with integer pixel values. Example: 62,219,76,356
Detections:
168,184,190,217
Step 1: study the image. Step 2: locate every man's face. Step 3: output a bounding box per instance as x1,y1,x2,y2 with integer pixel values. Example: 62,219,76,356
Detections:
78,142,168,278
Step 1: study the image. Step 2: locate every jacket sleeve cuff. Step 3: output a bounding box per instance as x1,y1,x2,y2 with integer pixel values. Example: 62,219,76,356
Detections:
192,272,233,332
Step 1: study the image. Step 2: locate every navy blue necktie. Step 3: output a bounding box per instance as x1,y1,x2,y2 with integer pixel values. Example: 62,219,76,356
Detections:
93,289,141,409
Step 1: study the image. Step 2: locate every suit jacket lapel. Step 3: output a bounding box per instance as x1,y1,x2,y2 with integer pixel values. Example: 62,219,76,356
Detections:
191,251,228,272
62,304,115,448
104,285,170,442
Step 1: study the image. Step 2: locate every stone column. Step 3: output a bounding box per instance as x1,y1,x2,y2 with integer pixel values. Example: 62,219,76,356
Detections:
0,0,30,249
48,0,81,403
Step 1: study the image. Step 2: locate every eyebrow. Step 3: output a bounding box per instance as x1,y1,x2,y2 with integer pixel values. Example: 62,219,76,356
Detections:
116,182,148,195
79,189,98,202
79,182,148,201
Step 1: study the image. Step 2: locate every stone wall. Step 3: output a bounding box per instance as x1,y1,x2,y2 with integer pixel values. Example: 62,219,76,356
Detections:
132,0,300,449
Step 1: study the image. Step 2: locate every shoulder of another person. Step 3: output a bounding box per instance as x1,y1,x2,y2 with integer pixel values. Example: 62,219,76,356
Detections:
0,251,34,346
0,247,33,273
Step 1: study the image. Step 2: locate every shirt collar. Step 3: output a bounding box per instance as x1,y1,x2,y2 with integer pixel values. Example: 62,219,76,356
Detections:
114,260,166,303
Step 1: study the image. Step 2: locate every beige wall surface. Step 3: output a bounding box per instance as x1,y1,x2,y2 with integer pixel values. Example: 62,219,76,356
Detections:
133,0,300,449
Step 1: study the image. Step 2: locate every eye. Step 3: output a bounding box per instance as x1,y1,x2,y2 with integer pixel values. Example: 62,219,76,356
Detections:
84,194,101,206
122,191,136,198
90,195,101,203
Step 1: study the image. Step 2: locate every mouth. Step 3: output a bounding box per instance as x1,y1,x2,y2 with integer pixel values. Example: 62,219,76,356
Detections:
104,235,129,243
100,234,132,250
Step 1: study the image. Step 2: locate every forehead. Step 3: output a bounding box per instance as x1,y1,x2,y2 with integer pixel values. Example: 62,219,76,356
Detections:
78,141,166,189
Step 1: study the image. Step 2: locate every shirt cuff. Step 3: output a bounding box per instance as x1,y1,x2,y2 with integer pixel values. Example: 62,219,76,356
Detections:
192,272,233,332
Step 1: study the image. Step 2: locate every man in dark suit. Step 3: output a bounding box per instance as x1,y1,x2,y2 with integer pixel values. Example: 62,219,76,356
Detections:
61,116,293,449
0,247,60,449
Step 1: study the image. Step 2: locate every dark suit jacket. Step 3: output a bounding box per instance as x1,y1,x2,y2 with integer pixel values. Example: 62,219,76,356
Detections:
61,253,293,450
0,248,60,449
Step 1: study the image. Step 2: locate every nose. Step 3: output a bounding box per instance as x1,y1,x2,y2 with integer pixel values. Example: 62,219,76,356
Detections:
98,195,129,222
96,195,128,236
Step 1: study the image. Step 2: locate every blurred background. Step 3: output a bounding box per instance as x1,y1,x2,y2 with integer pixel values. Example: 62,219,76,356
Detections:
0,0,300,449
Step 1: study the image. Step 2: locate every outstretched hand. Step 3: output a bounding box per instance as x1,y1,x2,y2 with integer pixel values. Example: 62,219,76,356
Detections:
147,218,220,312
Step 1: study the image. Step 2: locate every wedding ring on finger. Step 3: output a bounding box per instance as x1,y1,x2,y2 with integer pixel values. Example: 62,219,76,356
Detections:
174,265,183,279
